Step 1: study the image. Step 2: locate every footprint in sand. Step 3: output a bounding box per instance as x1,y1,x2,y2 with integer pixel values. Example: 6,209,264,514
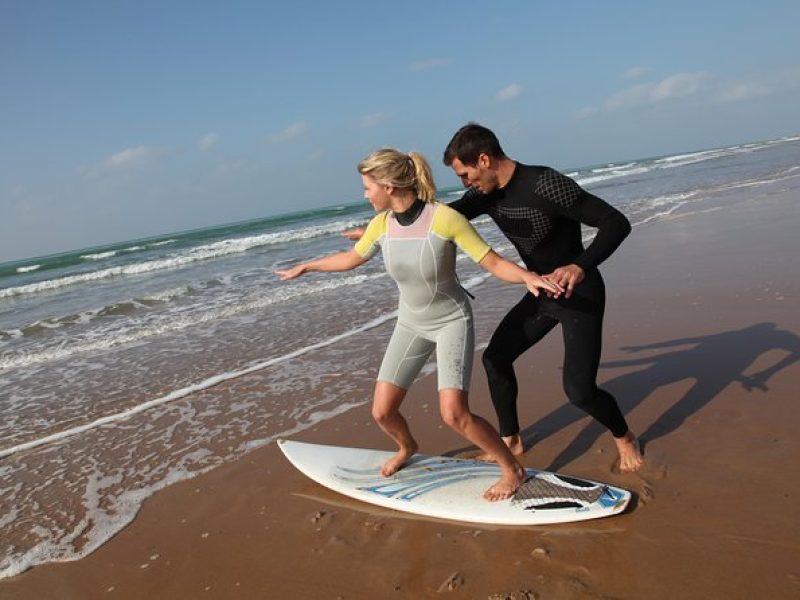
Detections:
437,571,465,592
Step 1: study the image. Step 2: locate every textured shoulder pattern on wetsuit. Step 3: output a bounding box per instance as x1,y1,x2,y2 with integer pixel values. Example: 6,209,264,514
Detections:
489,204,551,255
534,168,582,209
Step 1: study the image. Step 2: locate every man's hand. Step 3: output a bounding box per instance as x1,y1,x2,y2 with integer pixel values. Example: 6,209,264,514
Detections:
543,264,584,299
341,227,365,241
523,273,564,299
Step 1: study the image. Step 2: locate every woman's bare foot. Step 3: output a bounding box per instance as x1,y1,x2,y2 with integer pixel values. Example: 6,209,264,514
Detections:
483,464,526,502
475,434,525,462
380,442,418,477
614,431,644,472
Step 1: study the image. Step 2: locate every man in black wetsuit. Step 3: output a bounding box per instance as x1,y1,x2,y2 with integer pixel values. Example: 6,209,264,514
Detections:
443,123,643,472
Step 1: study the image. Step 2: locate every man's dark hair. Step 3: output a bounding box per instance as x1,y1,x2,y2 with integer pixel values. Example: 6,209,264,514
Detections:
442,123,506,167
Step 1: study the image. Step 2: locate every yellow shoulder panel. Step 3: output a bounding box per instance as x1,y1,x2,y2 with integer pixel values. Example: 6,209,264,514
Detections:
431,204,491,263
353,211,389,259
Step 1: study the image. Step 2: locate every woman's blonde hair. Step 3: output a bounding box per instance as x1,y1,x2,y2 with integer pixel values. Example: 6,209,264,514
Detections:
357,148,437,202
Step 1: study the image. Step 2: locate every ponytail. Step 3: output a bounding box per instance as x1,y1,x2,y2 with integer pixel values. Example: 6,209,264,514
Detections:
408,152,436,202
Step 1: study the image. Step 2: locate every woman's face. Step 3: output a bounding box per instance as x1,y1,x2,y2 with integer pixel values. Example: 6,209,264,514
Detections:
361,174,391,211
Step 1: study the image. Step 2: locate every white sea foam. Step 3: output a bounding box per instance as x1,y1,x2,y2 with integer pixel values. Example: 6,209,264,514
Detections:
656,149,719,164
81,251,117,261
0,459,218,580
0,285,197,340
575,137,795,188
0,273,387,372
590,162,637,174
0,302,397,459
0,386,373,579
0,218,368,300
575,166,653,186
15,265,41,274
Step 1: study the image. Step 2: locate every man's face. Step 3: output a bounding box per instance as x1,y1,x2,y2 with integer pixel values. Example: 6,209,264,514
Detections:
449,155,498,194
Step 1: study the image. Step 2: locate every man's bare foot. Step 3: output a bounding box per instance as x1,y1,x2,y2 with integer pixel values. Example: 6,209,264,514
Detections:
483,464,526,502
475,434,525,462
614,431,644,473
380,443,418,477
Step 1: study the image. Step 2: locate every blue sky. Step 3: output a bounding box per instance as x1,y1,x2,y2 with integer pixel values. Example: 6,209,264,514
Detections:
2,0,799,262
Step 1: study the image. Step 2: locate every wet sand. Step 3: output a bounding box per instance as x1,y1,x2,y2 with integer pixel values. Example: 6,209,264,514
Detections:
2,189,799,599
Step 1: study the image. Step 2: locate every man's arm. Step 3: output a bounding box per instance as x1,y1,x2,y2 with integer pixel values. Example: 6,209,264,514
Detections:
447,187,486,221
537,168,631,271
572,192,631,271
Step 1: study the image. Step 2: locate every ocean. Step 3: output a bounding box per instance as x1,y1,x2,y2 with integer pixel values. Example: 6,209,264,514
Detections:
1,135,799,577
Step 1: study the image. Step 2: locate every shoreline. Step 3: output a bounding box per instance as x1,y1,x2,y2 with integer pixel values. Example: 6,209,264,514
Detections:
2,187,800,598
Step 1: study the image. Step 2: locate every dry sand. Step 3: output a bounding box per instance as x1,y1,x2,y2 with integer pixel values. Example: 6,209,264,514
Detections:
2,190,799,599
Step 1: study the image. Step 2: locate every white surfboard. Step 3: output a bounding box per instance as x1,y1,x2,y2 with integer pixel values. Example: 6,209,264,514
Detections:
278,439,631,525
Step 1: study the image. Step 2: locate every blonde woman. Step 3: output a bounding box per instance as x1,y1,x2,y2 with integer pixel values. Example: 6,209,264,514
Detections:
276,149,562,500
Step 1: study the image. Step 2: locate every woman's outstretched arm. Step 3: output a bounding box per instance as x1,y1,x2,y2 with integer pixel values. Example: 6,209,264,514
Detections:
479,251,563,298
275,249,366,280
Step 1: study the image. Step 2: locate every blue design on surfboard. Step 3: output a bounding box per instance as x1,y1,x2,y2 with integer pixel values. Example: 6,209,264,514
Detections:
334,457,499,501
333,456,621,511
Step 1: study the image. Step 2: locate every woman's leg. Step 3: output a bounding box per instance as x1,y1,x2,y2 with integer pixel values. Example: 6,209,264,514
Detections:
373,323,434,476
371,381,418,476
439,388,526,501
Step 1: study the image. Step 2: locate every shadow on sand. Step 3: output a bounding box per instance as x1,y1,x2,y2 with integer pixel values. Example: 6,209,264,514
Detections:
526,322,800,472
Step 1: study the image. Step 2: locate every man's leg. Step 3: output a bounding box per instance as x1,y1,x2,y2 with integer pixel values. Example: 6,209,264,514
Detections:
482,293,558,453
559,302,644,472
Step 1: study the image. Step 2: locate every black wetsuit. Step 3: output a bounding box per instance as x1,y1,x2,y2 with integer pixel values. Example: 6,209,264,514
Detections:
449,163,631,438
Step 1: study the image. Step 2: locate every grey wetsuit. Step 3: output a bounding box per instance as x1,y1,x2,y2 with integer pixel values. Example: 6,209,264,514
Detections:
354,201,491,390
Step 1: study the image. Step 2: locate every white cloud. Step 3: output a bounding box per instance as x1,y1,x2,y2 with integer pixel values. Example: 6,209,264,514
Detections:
576,106,599,119
583,66,800,118
15,199,35,215
650,72,711,102
214,159,247,177
410,58,451,71
105,145,156,168
622,66,651,80
358,113,389,128
605,83,653,110
716,67,800,103
199,132,219,150
266,122,309,144
495,83,522,102
80,145,164,178
605,72,711,110
718,82,771,102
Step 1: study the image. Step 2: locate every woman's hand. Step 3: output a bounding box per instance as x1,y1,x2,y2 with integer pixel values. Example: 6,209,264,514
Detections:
274,250,367,280
341,227,365,241
274,264,307,280
523,272,564,298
